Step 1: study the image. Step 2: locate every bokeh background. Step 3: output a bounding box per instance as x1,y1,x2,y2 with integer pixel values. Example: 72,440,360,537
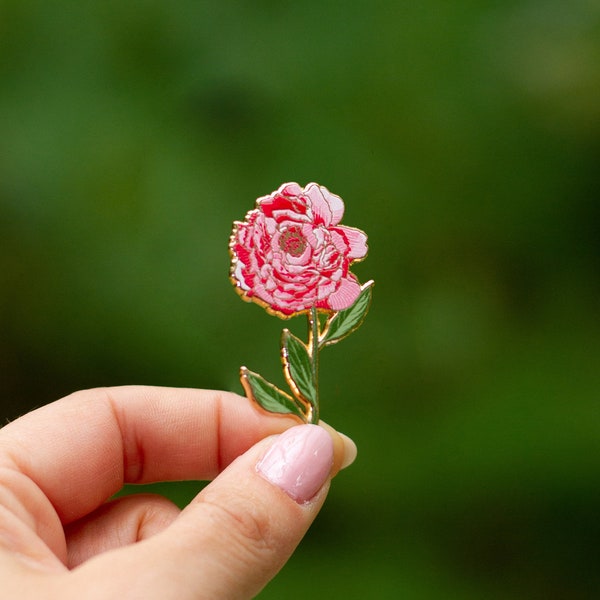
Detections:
1,1,599,598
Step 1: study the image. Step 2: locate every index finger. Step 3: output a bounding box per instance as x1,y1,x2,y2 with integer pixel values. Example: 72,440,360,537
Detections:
0,386,297,524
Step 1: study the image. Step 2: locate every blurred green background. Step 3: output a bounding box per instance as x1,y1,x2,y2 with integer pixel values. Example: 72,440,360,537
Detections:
1,1,599,598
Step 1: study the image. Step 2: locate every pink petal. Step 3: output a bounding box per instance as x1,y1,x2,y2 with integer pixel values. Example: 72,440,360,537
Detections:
319,185,345,225
305,183,345,226
327,277,361,311
304,184,332,225
329,229,349,254
279,182,303,197
317,278,337,300
259,195,294,218
259,187,307,223
304,183,344,227
335,226,368,259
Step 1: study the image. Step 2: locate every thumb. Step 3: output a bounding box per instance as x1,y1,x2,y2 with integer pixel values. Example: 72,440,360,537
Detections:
182,424,337,598
69,424,352,600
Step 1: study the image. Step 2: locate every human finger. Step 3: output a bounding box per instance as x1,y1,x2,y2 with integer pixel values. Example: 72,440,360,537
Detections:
0,386,298,528
67,425,342,600
64,494,180,568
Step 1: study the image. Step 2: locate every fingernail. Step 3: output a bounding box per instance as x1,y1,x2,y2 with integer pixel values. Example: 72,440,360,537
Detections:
338,432,358,469
256,424,333,503
317,421,357,474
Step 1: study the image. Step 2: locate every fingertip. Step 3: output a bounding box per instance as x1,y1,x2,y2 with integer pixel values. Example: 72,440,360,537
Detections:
256,425,333,503
317,421,357,476
338,431,358,469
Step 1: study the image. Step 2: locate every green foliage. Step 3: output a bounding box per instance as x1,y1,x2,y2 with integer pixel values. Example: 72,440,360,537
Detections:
321,281,374,347
240,367,307,421
281,329,316,405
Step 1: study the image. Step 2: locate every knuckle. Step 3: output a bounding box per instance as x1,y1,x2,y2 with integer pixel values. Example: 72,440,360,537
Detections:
196,495,276,558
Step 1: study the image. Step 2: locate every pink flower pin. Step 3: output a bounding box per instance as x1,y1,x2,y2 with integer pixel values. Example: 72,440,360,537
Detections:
230,182,373,423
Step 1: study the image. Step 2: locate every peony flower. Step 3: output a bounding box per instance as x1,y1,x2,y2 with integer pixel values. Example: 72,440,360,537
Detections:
230,182,368,318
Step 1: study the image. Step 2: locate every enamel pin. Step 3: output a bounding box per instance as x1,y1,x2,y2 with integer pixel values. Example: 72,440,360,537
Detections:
229,182,372,424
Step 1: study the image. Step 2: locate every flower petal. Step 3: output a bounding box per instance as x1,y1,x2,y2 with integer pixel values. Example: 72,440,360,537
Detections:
327,277,361,311
304,184,331,225
329,229,350,254
230,182,366,318
304,183,345,226
279,182,303,197
259,185,308,223
305,183,345,226
335,225,368,259
320,185,345,226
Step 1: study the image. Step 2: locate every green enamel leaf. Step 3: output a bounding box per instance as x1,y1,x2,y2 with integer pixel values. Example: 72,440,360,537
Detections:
321,280,374,347
240,367,308,421
281,329,316,405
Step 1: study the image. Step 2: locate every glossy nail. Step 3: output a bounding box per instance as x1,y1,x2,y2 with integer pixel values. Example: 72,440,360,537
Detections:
256,425,333,503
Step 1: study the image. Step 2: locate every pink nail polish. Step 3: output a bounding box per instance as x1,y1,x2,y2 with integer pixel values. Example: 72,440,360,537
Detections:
256,425,334,503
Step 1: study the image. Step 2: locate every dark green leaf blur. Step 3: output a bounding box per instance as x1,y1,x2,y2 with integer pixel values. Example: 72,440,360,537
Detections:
1,1,599,598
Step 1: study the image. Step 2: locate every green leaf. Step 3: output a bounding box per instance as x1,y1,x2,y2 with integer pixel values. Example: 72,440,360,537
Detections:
321,280,374,346
240,367,308,421
281,329,316,405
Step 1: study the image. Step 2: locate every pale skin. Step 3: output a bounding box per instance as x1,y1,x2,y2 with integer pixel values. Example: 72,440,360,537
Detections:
0,386,356,599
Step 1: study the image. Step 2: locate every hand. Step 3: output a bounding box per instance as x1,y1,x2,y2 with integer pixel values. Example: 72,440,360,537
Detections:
0,386,356,599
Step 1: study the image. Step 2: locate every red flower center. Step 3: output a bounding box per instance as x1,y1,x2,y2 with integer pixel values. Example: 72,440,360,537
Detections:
279,227,307,257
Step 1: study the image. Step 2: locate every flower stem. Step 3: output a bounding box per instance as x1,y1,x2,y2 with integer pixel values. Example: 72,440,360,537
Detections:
308,306,320,424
